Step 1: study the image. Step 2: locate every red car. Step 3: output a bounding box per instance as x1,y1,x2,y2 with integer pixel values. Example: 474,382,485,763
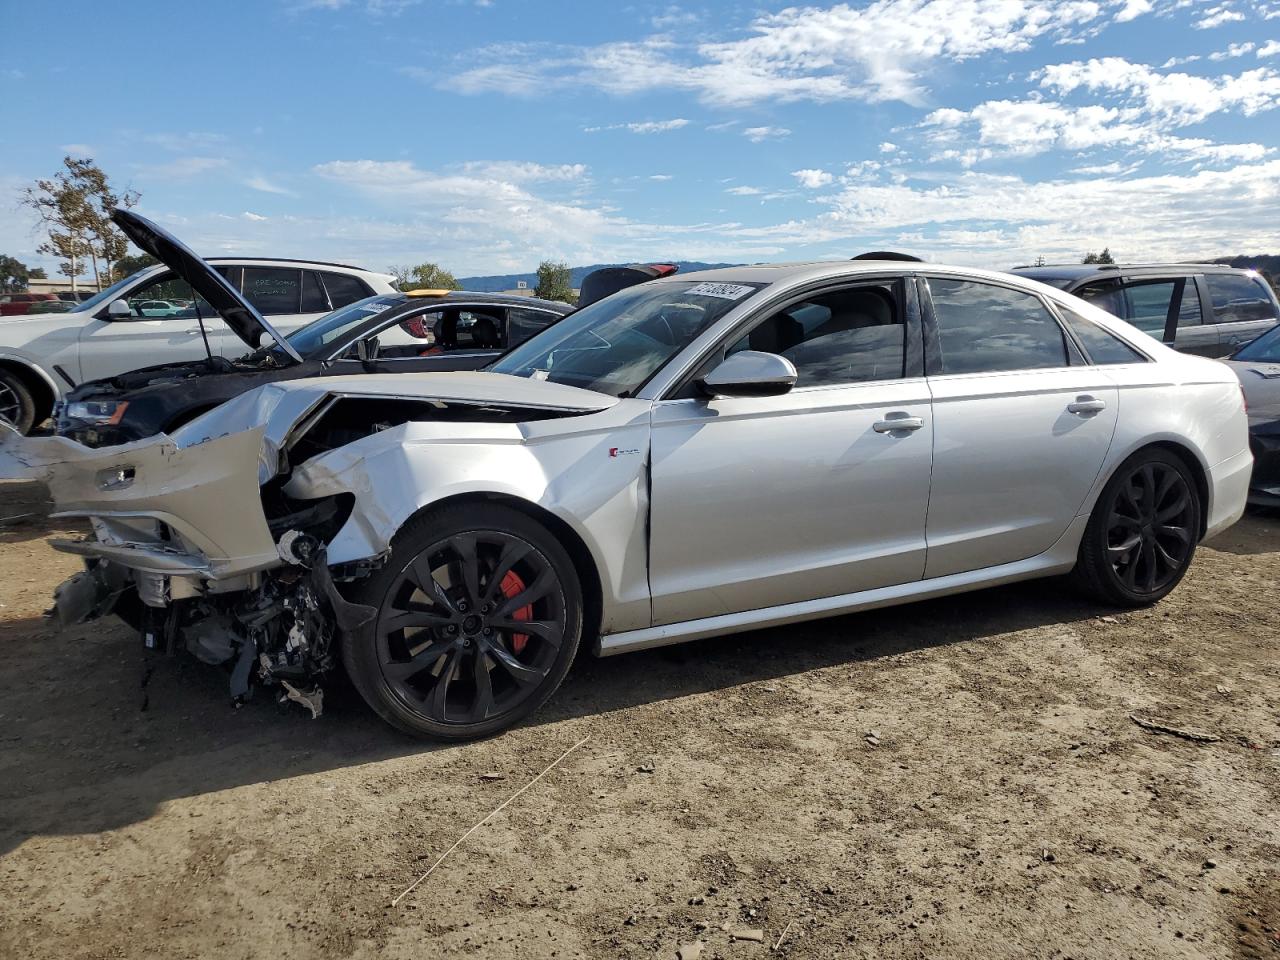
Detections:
0,292,59,316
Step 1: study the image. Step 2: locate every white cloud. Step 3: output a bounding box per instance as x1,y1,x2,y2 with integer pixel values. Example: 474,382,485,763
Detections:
1195,5,1245,28
1209,42,1255,60
792,169,834,188
1038,58,1280,124
743,125,790,142
1113,0,1153,21
245,175,297,196
459,160,588,181
438,0,1121,106
725,185,763,195
649,174,674,181
136,156,229,180
584,118,690,134
879,141,899,153
241,211,268,222
1259,40,1280,58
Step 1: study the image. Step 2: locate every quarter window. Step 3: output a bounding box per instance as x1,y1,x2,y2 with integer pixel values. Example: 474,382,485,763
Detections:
1077,279,1124,317
726,281,906,387
243,267,302,315
1057,305,1147,364
927,278,1069,375
301,271,330,312
1204,273,1278,324
320,272,372,309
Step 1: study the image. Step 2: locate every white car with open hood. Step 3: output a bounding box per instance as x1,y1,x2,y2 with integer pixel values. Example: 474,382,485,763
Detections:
1,214,1252,740
0,221,395,433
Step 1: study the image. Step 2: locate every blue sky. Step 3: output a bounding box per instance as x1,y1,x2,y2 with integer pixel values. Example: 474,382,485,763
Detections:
2,0,1279,277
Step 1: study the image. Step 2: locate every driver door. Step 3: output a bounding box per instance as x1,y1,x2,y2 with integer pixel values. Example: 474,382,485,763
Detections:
76,273,232,381
647,277,934,625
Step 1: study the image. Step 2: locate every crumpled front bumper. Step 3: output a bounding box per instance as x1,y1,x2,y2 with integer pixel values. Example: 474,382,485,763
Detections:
0,421,280,579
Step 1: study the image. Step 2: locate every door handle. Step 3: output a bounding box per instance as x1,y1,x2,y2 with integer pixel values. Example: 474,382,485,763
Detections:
873,413,924,433
1067,395,1106,416
182,328,204,336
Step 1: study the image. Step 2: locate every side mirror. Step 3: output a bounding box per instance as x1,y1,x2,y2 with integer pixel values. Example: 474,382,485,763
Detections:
106,299,133,319
698,350,797,399
356,336,379,364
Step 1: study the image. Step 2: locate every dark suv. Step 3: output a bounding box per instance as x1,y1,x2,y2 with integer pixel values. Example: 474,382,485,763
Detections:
1010,263,1280,358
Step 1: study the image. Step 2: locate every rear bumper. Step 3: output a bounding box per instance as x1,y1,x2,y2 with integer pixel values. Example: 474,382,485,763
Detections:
1248,430,1280,506
1205,447,1252,540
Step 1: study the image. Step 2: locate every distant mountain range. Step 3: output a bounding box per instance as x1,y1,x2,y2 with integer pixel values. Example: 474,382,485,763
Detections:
456,261,741,292
1212,254,1280,277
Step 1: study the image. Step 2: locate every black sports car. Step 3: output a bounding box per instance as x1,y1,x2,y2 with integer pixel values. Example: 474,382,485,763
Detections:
55,212,574,447
1222,322,1280,506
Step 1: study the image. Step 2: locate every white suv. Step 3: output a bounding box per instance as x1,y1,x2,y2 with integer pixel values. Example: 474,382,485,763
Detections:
0,258,397,432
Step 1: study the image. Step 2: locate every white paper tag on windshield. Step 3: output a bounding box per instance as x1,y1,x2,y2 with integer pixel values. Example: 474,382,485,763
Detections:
685,282,754,301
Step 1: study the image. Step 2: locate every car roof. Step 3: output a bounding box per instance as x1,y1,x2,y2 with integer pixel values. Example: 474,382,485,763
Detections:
394,291,573,312
203,256,383,274
1010,262,1257,284
646,259,1032,287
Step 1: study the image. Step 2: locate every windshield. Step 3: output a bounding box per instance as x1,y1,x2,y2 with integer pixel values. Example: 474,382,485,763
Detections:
490,280,761,397
74,272,149,313
285,294,406,356
1233,322,1280,362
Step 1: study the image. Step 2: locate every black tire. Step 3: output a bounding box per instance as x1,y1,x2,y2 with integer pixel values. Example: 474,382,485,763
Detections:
342,503,582,741
1072,448,1202,607
0,368,36,434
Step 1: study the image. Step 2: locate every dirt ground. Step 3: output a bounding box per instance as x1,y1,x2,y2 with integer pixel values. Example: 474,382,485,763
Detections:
1,480,1278,960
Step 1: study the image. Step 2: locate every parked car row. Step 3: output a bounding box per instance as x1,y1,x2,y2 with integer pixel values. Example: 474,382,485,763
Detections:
0,209,1258,743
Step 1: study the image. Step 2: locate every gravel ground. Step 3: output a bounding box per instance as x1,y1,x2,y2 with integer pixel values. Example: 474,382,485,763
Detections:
1,480,1278,960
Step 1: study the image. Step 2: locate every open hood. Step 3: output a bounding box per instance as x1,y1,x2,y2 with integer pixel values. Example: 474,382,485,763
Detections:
112,209,303,363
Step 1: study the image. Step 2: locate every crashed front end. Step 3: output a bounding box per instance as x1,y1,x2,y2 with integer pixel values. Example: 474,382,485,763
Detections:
2,375,610,716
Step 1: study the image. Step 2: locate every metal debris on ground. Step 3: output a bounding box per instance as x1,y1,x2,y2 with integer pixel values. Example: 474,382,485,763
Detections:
1129,713,1221,743
279,680,324,720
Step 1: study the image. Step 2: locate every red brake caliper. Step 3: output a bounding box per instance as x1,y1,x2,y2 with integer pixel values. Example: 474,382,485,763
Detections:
498,571,533,654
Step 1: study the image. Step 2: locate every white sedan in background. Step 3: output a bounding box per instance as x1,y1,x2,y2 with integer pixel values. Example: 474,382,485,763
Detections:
5,228,1252,741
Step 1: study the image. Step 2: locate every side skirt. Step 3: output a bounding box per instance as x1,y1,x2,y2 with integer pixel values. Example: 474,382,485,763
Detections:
595,515,1087,657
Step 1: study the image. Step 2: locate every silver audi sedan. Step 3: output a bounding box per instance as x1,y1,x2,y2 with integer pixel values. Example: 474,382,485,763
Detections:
4,242,1252,740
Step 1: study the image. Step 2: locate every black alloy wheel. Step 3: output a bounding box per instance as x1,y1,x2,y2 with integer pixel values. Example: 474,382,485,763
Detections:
344,504,582,740
1074,449,1201,606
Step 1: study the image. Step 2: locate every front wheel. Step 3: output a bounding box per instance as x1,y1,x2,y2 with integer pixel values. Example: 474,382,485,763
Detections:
1072,449,1201,607
0,369,36,433
343,503,582,740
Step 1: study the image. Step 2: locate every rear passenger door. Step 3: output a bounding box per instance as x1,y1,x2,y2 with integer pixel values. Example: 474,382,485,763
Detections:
922,276,1119,579
1125,275,1219,357
1202,272,1280,354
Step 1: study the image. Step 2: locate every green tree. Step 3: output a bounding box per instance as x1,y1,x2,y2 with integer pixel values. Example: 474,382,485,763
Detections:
534,260,575,303
1082,247,1116,265
20,156,140,292
0,255,39,293
389,262,460,292
112,252,160,281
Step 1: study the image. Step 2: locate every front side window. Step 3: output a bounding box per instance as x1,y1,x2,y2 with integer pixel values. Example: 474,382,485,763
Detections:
1057,305,1148,364
1204,273,1278,324
725,281,906,387
456,311,504,349
1077,279,1125,317
243,267,302,315
927,278,1069,375
508,307,560,345
491,280,761,397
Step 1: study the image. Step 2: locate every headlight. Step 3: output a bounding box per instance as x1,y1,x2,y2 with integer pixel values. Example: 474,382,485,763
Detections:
64,400,130,425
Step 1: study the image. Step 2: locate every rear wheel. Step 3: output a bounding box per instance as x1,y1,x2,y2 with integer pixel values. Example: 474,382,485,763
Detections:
1073,449,1201,606
343,503,582,740
0,369,36,433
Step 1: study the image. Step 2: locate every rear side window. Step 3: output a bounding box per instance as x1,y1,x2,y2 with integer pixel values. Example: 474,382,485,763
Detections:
320,272,372,309
1058,305,1148,364
1204,273,1278,324
1077,279,1124,317
243,267,302,315
727,280,907,386
927,278,1068,374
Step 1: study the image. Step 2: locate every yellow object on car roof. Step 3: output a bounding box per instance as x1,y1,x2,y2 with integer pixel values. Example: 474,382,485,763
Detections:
405,288,453,298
